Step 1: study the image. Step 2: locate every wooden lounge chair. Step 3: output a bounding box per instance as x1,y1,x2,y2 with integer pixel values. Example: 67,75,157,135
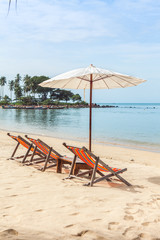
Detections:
63,143,131,187
7,133,45,163
25,135,90,173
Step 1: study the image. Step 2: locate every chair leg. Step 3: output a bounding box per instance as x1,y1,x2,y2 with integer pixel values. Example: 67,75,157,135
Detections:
10,142,20,159
30,146,37,162
71,155,78,176
22,144,33,163
41,147,52,172
68,155,77,177
93,168,131,186
64,156,81,180
90,157,99,187
114,173,132,186
97,170,111,182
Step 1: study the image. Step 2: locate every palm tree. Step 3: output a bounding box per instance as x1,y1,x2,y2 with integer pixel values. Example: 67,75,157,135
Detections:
14,74,22,100
14,74,21,87
9,80,14,101
23,75,32,96
14,85,22,100
0,76,7,98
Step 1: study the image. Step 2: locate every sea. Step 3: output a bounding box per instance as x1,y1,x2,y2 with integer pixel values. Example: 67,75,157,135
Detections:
0,103,160,152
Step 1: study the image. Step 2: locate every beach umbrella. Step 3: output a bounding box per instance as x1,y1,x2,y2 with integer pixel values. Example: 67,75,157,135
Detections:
39,64,146,151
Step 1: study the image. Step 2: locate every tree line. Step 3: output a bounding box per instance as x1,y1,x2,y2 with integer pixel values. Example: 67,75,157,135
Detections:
0,74,84,106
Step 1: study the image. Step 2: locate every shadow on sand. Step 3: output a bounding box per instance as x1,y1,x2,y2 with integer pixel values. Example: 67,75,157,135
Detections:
148,176,160,185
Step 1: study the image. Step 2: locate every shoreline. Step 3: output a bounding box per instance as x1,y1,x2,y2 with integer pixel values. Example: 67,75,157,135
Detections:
0,104,118,109
1,128,160,168
1,126,160,154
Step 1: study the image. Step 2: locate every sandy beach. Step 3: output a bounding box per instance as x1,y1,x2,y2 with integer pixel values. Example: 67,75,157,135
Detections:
1,129,160,240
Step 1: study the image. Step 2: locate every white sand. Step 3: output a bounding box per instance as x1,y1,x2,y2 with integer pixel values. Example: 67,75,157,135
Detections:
0,129,160,240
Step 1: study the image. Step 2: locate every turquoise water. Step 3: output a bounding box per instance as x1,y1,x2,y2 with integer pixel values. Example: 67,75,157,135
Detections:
0,103,160,152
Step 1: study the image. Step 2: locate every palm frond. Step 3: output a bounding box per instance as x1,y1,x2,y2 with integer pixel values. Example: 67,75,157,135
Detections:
7,0,11,15
15,0,17,11
8,0,17,14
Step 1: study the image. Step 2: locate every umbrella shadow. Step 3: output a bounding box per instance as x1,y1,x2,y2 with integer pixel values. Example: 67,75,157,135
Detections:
101,181,143,193
147,176,160,185
65,176,142,193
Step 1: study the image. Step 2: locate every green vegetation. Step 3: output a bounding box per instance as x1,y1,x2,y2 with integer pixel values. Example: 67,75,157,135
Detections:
0,74,86,107
0,95,11,105
0,76,7,100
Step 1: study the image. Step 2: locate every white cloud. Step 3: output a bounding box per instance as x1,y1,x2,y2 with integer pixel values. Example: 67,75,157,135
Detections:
0,0,160,44
0,0,120,43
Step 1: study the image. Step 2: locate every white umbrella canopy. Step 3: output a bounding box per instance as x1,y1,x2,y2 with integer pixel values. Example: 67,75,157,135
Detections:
39,64,146,151
40,64,146,89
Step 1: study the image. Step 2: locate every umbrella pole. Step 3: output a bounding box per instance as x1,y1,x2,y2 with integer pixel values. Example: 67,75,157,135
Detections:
89,74,93,151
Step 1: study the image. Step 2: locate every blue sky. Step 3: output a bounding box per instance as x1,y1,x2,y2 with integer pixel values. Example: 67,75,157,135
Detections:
0,0,160,103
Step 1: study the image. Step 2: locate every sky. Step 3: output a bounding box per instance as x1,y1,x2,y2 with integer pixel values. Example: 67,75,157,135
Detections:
0,0,160,103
